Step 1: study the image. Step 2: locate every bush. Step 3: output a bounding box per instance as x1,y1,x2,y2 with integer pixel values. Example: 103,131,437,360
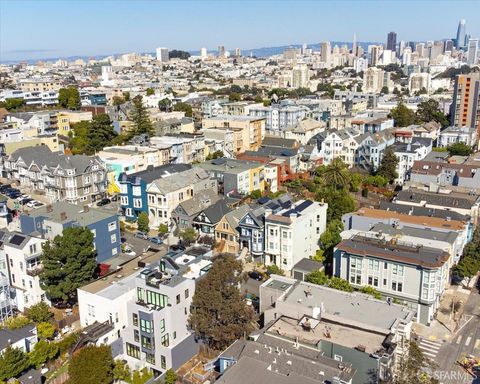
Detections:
29,339,58,368
26,302,53,323
266,264,284,276
56,332,80,355
359,286,382,299
3,315,31,330
137,212,149,233
37,322,56,340
158,224,169,236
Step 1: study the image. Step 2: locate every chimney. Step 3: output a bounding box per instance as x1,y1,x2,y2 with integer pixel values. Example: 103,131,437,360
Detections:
60,212,67,221
83,205,89,213
46,204,53,213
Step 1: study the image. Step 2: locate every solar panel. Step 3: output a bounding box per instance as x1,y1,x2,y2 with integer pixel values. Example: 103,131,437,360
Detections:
9,234,26,246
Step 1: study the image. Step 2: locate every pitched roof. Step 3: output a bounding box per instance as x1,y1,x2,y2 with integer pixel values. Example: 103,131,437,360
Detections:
119,163,191,184
0,324,36,351
176,189,220,216
395,189,479,210
197,199,232,224
149,168,211,194
411,161,479,178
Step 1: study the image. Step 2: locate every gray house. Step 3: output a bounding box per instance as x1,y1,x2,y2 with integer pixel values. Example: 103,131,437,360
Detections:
171,189,220,230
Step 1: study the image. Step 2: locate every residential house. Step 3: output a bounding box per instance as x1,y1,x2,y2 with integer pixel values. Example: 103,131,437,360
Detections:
56,110,93,136
3,146,107,204
437,126,478,148
20,202,121,263
149,136,196,164
0,230,16,322
146,168,217,228
249,103,308,134
171,190,220,231
192,199,232,237
334,233,450,325
309,129,360,167
264,200,327,272
214,205,251,254
0,324,38,354
282,118,327,144
391,138,432,184
118,164,191,221
354,129,395,171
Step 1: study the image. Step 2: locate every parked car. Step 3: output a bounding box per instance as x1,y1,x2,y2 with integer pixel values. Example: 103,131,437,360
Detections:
248,271,264,281
169,243,186,252
21,198,34,206
33,202,45,208
96,198,111,206
0,184,11,192
148,236,163,245
26,200,39,208
17,194,30,201
135,231,149,240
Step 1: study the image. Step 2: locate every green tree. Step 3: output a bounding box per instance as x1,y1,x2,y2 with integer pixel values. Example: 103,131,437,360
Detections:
359,286,382,299
58,87,81,110
164,369,177,384
328,276,354,292
112,96,125,106
454,256,480,285
319,219,343,260
131,368,153,384
316,159,351,189
0,97,25,110
68,345,114,384
37,322,56,339
0,346,31,381
28,339,58,369
305,270,329,285
158,224,169,236
123,91,130,101
349,172,364,192
381,86,389,94
229,92,241,102
266,264,284,276
447,142,473,156
173,102,193,117
145,87,155,96
158,98,172,112
86,113,118,154
137,212,149,233
113,360,131,382
130,95,154,136
249,189,262,199
416,99,449,126
206,150,225,160
377,146,399,183
189,255,255,350
4,315,31,330
179,227,197,245
40,227,97,304
395,342,438,384
69,120,90,154
26,301,53,323
389,101,417,127
316,187,355,222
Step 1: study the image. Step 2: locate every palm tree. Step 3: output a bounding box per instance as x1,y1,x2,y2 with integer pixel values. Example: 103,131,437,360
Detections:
320,158,350,189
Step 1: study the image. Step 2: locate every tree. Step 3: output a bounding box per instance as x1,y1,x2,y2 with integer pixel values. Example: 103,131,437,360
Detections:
4,315,31,330
164,369,177,384
173,102,193,117
306,270,329,285
158,98,172,112
389,101,417,127
37,322,56,339
0,346,30,381
169,50,191,60
316,187,355,222
112,96,125,106
249,189,262,199
395,342,438,384
28,339,58,369
447,142,473,156
145,87,155,96
58,87,81,110
305,271,353,292
123,91,130,101
229,92,241,102
26,301,53,323
179,227,197,245
416,99,449,126
137,212,149,233
454,256,480,285
266,264,284,276
86,113,118,154
206,150,224,160
359,286,382,299
319,158,351,189
381,86,389,94
69,120,90,154
349,172,363,192
158,224,169,236
113,360,131,382
319,219,343,260
68,345,114,384
0,97,25,110
131,368,153,384
40,227,97,304
189,255,255,350
130,95,154,136
377,146,398,183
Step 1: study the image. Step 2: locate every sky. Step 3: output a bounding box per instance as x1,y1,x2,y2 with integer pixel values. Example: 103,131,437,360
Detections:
1,0,480,62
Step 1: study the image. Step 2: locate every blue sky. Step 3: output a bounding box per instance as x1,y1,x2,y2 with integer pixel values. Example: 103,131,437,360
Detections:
1,0,479,62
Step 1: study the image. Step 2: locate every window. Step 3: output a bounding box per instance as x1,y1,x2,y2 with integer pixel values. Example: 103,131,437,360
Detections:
161,334,169,347
176,294,181,304
133,198,142,208
185,289,189,299
140,318,153,333
159,319,165,333
161,355,166,369
108,221,117,232
132,313,138,326
29,244,37,254
141,335,152,349
88,304,95,317
120,196,128,205
146,352,155,364
146,290,168,308
137,288,145,302
134,330,139,342
126,343,140,359
392,264,404,276
173,331,177,339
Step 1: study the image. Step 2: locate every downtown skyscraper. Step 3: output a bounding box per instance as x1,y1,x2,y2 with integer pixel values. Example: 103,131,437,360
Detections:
387,32,397,51
456,19,466,49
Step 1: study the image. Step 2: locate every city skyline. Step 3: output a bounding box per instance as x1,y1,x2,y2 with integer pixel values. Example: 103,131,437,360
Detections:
1,0,480,62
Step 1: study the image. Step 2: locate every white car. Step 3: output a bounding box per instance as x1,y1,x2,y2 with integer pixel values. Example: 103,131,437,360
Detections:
17,194,30,201
26,200,39,208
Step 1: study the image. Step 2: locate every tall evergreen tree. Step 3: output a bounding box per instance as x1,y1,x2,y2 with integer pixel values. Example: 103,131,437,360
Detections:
40,227,97,304
130,95,154,137
68,345,114,384
86,113,118,154
389,100,417,127
189,255,255,350
377,146,399,183
0,346,30,381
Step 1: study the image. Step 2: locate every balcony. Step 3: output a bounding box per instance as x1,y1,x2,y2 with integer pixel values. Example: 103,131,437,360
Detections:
26,265,43,277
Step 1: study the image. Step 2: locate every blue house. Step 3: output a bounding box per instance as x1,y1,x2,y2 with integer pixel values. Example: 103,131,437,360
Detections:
118,164,191,221
19,202,121,264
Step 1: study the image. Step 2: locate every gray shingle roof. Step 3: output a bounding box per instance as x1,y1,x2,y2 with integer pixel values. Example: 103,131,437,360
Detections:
0,324,36,351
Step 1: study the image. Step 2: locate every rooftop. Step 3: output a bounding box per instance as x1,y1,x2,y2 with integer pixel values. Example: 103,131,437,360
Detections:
395,189,479,209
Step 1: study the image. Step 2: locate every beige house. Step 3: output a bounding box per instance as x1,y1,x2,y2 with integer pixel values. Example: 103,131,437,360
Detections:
214,205,251,254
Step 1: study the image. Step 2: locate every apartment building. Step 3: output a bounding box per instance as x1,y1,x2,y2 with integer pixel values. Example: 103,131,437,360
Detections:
149,136,196,164
146,168,217,227
309,129,360,167
202,115,265,152
2,232,48,312
19,79,61,93
264,200,327,272
260,275,414,384
354,129,395,171
391,138,432,184
222,101,263,116
334,233,450,325
118,164,191,221
3,146,107,204
437,126,477,148
450,73,480,134
197,158,265,195
362,68,392,93
56,110,93,136
249,103,308,133
121,252,210,376
19,202,121,263
408,73,432,95
0,231,15,322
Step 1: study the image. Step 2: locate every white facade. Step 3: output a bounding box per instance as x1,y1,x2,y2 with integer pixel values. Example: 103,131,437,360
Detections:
156,47,169,63
264,200,327,272
408,73,432,95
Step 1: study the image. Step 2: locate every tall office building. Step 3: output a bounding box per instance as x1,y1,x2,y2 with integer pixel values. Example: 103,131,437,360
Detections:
200,47,207,59
320,41,331,65
352,33,357,56
456,19,467,49
234,48,242,57
291,64,310,88
451,73,480,133
156,47,169,63
398,40,406,57
415,42,425,58
218,45,225,58
467,38,479,65
369,45,382,66
387,32,397,51
444,39,454,52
